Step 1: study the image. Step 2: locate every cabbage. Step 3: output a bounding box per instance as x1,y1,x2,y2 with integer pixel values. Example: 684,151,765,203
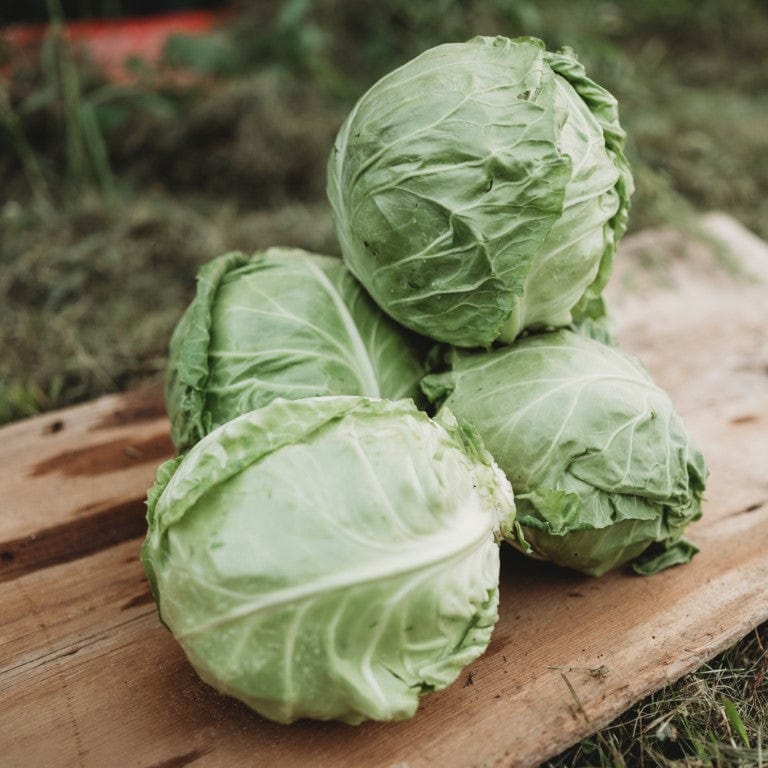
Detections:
422,330,706,576
141,396,516,723
328,36,633,347
165,248,428,451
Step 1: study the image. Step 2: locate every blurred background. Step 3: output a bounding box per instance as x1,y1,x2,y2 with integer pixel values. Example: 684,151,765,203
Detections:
1,0,767,423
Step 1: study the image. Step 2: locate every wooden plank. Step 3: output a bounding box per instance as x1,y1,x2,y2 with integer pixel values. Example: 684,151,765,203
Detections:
0,384,171,581
1,214,767,767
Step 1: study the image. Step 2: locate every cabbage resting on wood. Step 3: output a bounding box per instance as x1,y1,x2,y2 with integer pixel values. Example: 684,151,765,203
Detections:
142,396,515,724
422,330,707,576
328,36,633,347
165,248,428,452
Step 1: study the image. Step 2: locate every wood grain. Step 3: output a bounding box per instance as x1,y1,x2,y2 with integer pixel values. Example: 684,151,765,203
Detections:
1,215,766,768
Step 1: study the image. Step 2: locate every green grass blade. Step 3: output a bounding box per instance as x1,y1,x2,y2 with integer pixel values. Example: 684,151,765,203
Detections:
721,695,750,749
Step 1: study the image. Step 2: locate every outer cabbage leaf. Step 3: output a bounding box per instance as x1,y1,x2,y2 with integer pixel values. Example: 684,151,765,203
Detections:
165,248,428,451
422,330,707,576
141,396,515,724
543,49,634,326
569,299,618,346
328,36,632,347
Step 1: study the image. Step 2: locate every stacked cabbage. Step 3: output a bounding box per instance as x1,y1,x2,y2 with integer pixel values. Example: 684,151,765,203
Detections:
144,397,514,723
144,246,518,724
328,36,633,347
142,36,706,726
421,331,706,577
164,248,429,451
327,35,704,576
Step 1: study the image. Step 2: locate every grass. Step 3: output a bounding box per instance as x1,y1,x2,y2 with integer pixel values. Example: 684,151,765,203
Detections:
0,192,337,421
2,0,767,421
0,2,766,764
548,625,768,767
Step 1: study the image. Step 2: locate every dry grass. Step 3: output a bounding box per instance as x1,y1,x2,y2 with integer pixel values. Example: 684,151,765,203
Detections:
0,193,337,421
548,625,768,767
2,0,767,422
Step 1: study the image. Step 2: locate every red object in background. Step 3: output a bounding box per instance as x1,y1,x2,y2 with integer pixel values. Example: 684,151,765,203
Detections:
2,9,229,81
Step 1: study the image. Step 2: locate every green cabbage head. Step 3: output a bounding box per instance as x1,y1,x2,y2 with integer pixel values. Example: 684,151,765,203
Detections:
328,36,633,347
422,330,707,576
141,396,516,724
165,248,428,451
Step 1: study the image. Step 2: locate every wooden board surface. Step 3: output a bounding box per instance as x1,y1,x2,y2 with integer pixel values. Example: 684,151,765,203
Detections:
1,213,767,768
